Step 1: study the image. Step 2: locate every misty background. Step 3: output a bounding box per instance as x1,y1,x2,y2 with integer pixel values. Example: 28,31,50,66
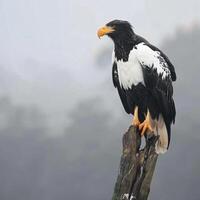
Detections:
0,0,200,200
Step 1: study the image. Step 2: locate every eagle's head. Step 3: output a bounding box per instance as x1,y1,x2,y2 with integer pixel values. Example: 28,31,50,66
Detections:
97,20,134,44
97,20,135,60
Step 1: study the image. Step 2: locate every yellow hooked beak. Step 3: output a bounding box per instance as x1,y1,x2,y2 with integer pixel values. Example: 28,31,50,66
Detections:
97,26,115,38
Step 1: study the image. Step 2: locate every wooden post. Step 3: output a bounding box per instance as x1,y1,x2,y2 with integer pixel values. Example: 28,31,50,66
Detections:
112,126,159,200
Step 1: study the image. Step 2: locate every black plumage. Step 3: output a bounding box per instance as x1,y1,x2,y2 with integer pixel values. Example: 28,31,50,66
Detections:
98,20,176,151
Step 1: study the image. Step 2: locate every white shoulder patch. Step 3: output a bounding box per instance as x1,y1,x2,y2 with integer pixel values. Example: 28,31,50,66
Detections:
135,43,171,79
114,49,145,90
111,50,115,64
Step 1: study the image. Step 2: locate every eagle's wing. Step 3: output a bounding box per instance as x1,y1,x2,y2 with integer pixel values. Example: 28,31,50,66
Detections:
112,62,131,113
135,35,177,81
145,43,177,81
135,43,176,141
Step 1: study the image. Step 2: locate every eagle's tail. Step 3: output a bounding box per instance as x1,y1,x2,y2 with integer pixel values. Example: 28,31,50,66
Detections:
155,115,169,154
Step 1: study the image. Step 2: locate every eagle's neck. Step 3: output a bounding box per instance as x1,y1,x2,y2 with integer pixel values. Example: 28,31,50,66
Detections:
113,35,136,62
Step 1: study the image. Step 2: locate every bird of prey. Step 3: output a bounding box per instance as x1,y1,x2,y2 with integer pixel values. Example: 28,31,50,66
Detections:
97,20,176,154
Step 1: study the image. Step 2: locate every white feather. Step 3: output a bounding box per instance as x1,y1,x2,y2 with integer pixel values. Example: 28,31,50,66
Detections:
114,49,145,90
154,115,169,154
135,43,170,79
113,42,170,90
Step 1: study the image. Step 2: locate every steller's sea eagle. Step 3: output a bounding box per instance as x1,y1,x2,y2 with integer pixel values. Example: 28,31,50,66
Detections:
97,20,176,154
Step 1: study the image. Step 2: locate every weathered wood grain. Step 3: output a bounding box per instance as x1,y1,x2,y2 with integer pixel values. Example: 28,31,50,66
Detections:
112,126,158,200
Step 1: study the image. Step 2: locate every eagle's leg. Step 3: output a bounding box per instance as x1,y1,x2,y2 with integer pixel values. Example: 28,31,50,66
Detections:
132,106,140,127
139,109,153,136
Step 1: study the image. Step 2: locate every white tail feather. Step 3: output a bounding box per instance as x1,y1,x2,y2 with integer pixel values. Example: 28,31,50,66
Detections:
155,115,168,154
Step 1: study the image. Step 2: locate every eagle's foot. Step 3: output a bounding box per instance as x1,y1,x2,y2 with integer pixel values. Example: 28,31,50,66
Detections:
132,106,140,127
139,110,153,136
132,117,140,127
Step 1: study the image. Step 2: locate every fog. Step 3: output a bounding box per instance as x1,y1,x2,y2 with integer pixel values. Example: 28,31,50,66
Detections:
0,0,200,199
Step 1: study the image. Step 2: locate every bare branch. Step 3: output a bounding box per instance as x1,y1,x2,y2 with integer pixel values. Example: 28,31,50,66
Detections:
112,126,158,200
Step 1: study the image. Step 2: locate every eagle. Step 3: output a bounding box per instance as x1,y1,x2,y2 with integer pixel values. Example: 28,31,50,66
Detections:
97,20,176,154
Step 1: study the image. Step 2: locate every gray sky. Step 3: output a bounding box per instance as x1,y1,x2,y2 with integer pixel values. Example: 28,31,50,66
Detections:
0,0,200,132
0,1,200,199
1,0,200,83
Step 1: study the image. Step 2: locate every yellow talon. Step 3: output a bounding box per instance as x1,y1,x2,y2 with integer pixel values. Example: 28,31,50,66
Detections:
132,106,140,127
139,110,153,136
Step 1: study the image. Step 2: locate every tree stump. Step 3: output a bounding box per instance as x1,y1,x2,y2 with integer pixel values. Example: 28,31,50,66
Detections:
112,126,159,200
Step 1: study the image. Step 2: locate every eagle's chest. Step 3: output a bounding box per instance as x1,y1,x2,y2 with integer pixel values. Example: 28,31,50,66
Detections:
115,50,144,90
